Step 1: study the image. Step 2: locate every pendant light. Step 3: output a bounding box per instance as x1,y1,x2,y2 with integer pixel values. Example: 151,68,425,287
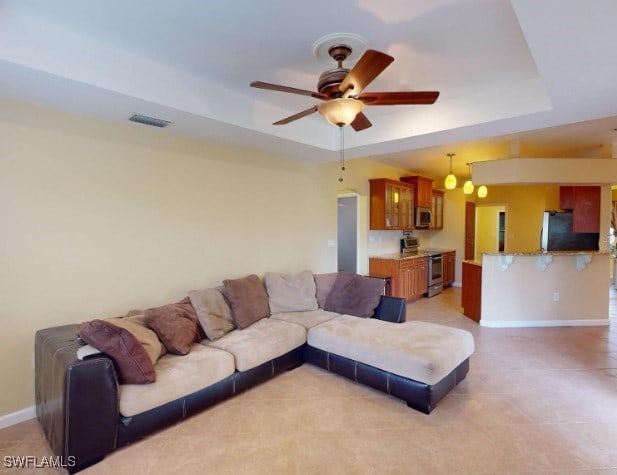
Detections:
463,163,474,195
477,185,488,198
444,153,457,190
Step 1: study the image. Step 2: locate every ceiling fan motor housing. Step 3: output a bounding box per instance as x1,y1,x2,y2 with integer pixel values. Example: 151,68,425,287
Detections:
317,44,353,97
317,68,350,97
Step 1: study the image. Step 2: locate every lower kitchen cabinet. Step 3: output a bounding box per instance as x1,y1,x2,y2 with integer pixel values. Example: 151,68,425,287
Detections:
442,251,456,287
461,261,481,322
369,256,428,301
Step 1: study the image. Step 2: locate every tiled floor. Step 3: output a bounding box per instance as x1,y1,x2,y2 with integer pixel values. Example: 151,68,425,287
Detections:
2,287,617,474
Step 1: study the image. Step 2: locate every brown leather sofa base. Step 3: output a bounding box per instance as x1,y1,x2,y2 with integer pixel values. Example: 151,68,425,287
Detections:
304,345,469,414
35,324,303,473
33,296,410,473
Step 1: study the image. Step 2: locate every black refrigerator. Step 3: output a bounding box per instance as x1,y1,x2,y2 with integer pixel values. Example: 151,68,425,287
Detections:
540,211,599,251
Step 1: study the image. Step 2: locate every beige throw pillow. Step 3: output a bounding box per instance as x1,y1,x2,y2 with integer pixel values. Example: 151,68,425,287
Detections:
264,270,319,314
188,288,236,341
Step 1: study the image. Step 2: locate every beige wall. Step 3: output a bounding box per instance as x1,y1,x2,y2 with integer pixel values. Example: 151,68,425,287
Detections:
481,253,610,325
0,98,338,416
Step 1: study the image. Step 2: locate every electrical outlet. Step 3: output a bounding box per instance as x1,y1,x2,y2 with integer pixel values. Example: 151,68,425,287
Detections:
553,292,560,302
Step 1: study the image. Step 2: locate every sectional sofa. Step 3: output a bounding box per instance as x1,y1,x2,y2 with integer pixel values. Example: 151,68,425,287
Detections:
35,270,474,473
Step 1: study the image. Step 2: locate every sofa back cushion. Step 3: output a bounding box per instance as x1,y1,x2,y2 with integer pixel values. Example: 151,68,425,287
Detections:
264,270,319,314
323,271,385,317
79,319,156,384
313,272,339,309
223,274,270,329
188,288,236,341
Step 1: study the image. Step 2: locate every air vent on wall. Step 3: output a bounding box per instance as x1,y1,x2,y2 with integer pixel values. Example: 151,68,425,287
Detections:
129,114,171,128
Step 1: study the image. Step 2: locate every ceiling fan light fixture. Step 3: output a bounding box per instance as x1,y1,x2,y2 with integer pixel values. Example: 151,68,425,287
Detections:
318,98,363,127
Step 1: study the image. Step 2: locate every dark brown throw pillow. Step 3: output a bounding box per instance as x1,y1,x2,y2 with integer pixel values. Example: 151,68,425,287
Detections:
323,271,385,317
144,302,201,355
223,274,270,329
79,319,156,384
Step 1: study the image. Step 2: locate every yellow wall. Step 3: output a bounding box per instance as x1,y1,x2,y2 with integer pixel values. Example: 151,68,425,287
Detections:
0,97,339,416
476,185,560,252
476,205,505,257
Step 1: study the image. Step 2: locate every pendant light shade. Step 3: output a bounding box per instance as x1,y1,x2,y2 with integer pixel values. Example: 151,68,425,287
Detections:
463,163,474,195
445,173,457,190
463,180,474,194
445,153,457,190
477,185,488,198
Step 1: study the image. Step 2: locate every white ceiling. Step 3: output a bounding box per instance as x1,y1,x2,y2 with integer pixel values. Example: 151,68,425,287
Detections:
2,0,617,180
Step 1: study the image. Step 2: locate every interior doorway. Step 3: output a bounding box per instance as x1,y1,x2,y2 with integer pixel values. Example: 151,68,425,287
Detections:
475,205,507,258
337,195,357,272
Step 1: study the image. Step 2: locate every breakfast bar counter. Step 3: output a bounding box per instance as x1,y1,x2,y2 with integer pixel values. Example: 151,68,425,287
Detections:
479,251,611,327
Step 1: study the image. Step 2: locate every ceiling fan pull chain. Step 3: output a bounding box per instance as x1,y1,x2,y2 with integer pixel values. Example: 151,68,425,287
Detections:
339,125,345,182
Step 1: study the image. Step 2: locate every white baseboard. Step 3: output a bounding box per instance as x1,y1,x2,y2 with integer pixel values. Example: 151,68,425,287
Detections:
0,406,36,430
480,319,610,328
451,281,462,288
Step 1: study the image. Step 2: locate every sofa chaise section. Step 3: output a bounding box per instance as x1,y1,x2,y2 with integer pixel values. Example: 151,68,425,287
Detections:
305,316,474,414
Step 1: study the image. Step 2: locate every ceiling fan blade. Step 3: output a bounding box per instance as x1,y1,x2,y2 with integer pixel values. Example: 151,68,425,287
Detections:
251,81,327,100
351,112,372,131
273,105,319,125
339,50,394,97
358,91,440,105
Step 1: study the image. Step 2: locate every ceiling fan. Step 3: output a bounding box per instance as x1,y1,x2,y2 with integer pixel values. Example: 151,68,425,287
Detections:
250,44,439,131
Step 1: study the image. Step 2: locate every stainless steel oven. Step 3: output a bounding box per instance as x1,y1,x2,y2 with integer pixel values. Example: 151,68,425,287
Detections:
426,253,443,297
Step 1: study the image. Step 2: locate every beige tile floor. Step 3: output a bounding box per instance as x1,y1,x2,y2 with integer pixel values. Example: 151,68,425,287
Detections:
2,287,617,474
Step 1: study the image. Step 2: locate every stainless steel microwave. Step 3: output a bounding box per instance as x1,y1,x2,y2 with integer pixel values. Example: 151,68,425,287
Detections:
415,207,432,228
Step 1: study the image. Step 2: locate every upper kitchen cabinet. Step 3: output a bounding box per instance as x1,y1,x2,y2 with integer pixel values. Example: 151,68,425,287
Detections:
369,178,415,230
400,176,434,208
559,186,600,233
431,190,444,230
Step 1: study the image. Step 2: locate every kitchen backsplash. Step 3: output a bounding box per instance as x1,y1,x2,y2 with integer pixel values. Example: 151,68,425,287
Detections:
368,229,432,255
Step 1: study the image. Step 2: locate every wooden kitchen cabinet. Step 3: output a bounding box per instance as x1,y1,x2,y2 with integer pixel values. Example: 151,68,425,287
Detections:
442,251,455,287
369,178,415,230
369,256,428,301
400,175,434,208
559,186,600,233
431,190,444,230
461,261,481,322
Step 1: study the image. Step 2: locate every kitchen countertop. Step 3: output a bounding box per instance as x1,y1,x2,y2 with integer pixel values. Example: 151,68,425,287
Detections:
369,249,456,260
482,250,613,256
463,260,482,266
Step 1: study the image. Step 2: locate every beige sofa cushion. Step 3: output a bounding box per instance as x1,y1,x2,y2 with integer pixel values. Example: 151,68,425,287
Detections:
313,272,338,308
307,316,474,385
189,288,235,341
119,344,235,417
270,309,339,329
264,270,318,313
202,318,306,372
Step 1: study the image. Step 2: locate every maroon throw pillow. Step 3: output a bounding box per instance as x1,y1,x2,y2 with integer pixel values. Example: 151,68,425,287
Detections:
324,271,385,317
144,302,202,355
79,319,156,384
223,274,270,329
